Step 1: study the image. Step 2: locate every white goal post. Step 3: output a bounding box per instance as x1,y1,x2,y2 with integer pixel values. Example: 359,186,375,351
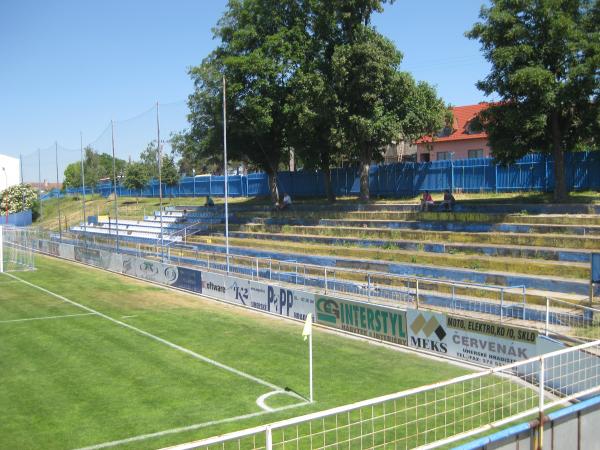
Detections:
0,225,35,273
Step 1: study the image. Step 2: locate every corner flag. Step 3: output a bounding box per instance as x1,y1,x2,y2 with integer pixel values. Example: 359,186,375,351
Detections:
302,313,314,402
302,313,312,341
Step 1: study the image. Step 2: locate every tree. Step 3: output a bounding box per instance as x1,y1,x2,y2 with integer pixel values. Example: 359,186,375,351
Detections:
188,0,309,202
140,142,160,179
160,155,180,198
62,146,125,191
62,164,82,190
467,0,599,201
170,130,223,175
332,27,448,200
123,162,149,203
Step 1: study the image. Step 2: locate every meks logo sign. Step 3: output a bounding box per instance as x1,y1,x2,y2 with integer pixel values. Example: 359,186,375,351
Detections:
408,311,448,353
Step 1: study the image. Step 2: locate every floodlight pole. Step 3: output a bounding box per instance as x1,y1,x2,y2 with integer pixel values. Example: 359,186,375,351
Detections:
223,75,230,273
38,148,42,221
110,120,120,252
55,142,62,239
156,101,164,262
19,153,25,212
80,132,87,236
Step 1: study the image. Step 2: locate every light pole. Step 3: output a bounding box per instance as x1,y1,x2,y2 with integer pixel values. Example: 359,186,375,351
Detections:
192,168,196,196
223,76,230,273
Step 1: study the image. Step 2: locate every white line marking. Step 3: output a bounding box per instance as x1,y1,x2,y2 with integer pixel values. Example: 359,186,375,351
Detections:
6,273,283,392
256,390,307,412
0,312,96,324
74,402,307,450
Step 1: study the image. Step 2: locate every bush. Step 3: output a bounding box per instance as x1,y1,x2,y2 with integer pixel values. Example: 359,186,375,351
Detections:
0,184,39,214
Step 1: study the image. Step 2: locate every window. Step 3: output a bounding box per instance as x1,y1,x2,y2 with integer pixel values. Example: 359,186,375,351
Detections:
468,149,484,159
465,119,483,135
420,153,431,163
435,126,453,138
437,152,452,161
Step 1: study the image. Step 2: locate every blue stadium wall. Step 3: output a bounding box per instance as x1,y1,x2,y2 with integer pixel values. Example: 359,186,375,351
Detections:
53,151,600,200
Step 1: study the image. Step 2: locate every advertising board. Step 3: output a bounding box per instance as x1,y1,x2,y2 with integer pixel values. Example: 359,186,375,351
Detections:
592,253,600,284
315,295,407,345
199,272,314,320
58,243,75,261
121,255,178,285
407,310,540,366
172,266,203,293
74,246,122,272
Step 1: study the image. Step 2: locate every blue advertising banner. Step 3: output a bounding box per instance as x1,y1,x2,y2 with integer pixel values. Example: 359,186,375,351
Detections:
173,266,203,293
592,253,600,284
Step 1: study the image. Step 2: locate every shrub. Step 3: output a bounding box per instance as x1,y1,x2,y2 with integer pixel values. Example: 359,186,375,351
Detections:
0,184,38,214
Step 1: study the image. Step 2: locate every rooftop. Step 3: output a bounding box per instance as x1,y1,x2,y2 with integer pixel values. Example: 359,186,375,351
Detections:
417,103,490,144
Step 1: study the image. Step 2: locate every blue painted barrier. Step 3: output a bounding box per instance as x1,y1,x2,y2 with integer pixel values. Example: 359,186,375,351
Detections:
55,151,600,200
2,210,32,226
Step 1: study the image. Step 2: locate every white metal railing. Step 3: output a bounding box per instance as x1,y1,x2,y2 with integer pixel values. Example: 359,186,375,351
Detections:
43,233,596,342
162,340,600,450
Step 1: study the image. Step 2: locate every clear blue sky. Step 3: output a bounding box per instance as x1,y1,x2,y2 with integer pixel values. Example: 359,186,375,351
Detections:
0,0,493,180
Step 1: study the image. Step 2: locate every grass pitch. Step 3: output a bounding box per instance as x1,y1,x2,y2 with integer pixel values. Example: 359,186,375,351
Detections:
0,255,474,449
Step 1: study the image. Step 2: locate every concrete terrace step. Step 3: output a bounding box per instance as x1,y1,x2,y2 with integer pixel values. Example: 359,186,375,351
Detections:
231,201,600,215
318,218,600,235
197,233,589,279
71,226,181,242
345,211,600,226
228,230,592,263
186,238,597,299
101,219,184,230
240,223,600,251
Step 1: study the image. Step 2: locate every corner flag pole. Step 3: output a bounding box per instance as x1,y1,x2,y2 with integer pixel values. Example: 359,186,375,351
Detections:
302,313,314,402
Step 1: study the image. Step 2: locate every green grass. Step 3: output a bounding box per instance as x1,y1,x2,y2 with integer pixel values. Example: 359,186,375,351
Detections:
36,190,600,232
0,255,487,450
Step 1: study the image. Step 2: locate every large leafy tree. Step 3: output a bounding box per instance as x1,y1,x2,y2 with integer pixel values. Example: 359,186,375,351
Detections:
123,162,149,203
160,155,180,198
188,0,308,202
332,27,448,200
62,147,125,191
467,0,599,201
285,0,394,202
140,142,160,179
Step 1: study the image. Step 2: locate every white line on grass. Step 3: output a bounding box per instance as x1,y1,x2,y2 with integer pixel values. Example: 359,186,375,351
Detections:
5,273,284,392
0,312,96,324
74,402,307,450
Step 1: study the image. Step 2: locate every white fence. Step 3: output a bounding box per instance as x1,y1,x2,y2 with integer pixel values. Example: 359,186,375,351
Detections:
163,340,600,450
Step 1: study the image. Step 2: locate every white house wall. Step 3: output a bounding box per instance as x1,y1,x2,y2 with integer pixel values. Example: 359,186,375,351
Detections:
0,154,21,190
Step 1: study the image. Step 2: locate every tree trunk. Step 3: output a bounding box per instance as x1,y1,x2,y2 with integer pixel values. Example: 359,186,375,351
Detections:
320,151,336,203
268,170,279,204
359,146,371,201
323,166,335,203
551,111,567,202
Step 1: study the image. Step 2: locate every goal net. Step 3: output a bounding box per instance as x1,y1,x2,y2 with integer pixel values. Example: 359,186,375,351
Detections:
0,226,35,273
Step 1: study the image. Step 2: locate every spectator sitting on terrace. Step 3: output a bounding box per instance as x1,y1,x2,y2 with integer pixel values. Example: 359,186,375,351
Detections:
441,190,456,211
274,193,292,211
205,195,215,207
282,193,292,209
420,191,434,211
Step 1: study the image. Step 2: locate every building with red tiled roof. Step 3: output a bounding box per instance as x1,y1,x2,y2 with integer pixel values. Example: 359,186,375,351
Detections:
416,103,491,162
